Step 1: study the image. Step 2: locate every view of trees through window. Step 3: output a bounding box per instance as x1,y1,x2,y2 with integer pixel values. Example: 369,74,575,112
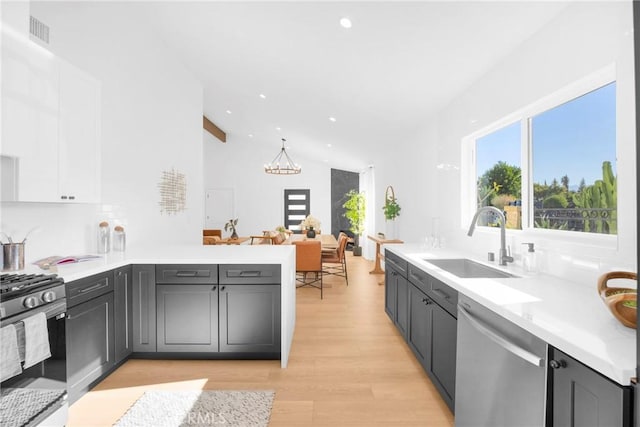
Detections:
475,82,617,235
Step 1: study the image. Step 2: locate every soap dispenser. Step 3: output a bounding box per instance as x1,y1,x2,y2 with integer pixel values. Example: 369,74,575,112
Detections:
522,242,537,273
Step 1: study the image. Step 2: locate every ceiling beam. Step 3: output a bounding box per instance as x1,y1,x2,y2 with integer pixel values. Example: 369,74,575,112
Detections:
203,116,226,142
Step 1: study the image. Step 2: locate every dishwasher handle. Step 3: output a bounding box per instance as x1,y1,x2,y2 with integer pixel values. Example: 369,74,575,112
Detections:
458,305,544,367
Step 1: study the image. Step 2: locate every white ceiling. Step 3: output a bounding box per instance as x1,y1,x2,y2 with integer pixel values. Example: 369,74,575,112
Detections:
133,1,570,171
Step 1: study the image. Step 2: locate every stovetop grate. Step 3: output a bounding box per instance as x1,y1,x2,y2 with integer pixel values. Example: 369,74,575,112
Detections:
0,274,64,298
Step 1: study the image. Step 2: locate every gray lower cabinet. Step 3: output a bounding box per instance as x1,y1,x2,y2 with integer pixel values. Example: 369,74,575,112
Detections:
155,265,218,352
114,266,133,363
156,284,219,352
384,250,408,337
66,283,115,404
407,282,456,411
550,348,632,427
132,265,156,352
219,284,281,353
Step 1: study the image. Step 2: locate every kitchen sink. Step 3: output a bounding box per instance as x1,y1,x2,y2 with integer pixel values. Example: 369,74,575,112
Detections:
423,258,517,278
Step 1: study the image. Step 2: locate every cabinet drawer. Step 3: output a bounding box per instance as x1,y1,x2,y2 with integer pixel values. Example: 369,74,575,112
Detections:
408,265,457,317
408,264,430,294
429,277,458,317
155,265,217,284
219,264,281,284
67,271,113,308
385,250,407,277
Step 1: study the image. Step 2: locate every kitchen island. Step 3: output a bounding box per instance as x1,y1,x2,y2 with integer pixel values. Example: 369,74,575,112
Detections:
22,244,296,368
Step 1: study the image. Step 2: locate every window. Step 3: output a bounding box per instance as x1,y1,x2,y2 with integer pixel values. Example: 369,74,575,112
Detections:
531,83,616,234
467,71,617,236
476,122,522,229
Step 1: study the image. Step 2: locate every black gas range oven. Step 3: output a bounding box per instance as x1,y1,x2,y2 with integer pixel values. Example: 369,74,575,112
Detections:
0,273,68,427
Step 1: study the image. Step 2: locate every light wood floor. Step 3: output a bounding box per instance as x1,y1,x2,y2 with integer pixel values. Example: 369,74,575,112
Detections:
68,252,454,426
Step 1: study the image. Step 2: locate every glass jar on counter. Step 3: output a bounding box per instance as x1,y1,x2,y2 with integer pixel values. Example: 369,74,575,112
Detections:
113,225,126,251
97,221,110,254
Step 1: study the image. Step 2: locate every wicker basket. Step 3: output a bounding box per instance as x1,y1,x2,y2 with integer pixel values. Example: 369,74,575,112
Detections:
597,271,637,329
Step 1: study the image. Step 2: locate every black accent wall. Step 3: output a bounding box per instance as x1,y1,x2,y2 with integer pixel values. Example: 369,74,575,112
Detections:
331,169,359,238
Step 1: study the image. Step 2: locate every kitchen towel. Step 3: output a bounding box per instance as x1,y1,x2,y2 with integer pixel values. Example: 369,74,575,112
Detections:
22,312,51,369
0,325,22,382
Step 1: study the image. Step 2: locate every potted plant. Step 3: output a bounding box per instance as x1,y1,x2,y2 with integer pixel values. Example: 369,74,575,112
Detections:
224,218,238,239
275,225,288,240
382,186,401,239
343,190,366,256
382,186,401,221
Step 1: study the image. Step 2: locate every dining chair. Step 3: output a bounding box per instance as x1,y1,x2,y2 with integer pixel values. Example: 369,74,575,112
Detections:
293,240,323,299
203,229,222,245
322,233,349,285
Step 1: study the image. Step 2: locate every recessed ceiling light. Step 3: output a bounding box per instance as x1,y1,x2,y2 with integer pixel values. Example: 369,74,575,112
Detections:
226,110,232,114
248,134,254,138
259,94,266,99
275,127,281,131
327,144,332,148
329,117,336,122
340,17,352,29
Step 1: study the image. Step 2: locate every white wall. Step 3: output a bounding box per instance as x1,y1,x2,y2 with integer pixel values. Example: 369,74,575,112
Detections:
0,2,204,261
203,131,335,238
371,121,439,245
426,2,636,283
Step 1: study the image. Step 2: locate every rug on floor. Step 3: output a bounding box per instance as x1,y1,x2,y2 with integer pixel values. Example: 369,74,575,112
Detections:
114,390,275,427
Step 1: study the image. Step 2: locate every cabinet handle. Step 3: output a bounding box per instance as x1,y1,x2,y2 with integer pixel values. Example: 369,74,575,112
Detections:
176,271,198,277
422,297,432,305
221,286,226,291
69,196,75,200
458,305,544,367
391,271,398,276
212,286,217,291
60,195,68,200
78,281,108,294
432,288,451,300
549,359,567,369
239,271,261,277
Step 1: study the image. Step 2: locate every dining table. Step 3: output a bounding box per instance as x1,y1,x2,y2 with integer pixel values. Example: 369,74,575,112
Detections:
287,233,338,252
211,237,250,245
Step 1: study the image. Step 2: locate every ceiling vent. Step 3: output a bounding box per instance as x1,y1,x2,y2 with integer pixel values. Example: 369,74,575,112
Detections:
30,15,50,44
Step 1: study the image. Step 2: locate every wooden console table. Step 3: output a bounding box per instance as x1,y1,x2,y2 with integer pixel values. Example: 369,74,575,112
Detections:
367,235,403,275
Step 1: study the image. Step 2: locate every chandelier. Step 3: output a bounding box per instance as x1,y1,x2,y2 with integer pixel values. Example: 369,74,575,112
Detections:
264,138,301,175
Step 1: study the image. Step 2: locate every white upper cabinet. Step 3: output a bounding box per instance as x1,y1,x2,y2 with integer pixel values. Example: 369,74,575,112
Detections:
1,35,60,202
1,34,101,203
58,60,101,203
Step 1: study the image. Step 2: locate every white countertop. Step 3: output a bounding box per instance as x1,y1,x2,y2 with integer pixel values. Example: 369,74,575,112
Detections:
20,244,295,282
387,244,636,386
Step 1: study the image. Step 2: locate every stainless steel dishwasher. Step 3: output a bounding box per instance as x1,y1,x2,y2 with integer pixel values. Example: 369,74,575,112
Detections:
455,294,548,426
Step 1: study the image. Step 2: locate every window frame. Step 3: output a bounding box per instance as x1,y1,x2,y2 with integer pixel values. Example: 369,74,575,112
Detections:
461,65,617,247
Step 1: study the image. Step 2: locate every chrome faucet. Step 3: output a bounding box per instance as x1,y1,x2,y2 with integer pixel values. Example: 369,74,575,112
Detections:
467,206,514,266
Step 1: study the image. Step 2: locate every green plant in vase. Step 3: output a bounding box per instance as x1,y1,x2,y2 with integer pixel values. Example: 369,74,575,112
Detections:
224,218,238,239
383,187,401,221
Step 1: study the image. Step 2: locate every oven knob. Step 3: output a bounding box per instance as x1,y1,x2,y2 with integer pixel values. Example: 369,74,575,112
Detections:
24,296,38,309
42,291,56,303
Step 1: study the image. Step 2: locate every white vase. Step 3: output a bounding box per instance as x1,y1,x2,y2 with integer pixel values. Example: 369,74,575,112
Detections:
385,220,398,240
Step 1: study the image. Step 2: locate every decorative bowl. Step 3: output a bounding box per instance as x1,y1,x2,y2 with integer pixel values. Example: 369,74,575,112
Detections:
597,271,637,329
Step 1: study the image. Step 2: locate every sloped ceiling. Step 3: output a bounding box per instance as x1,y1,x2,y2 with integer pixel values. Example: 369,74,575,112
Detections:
136,1,569,170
